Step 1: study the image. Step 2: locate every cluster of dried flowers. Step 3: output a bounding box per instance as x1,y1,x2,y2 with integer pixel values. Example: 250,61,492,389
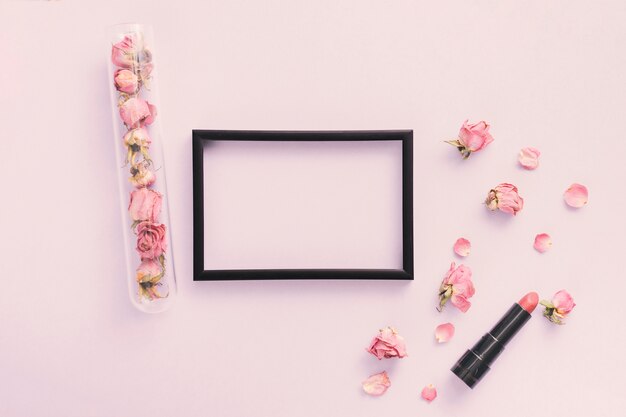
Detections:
442,120,580,320
111,35,168,301
361,120,582,401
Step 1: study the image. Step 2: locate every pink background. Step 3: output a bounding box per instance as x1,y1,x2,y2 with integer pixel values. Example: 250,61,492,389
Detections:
1,1,625,416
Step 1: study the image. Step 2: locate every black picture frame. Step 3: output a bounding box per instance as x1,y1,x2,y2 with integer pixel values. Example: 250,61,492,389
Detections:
192,130,413,281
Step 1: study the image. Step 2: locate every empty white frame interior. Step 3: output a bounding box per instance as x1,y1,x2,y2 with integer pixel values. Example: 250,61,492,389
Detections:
202,140,403,270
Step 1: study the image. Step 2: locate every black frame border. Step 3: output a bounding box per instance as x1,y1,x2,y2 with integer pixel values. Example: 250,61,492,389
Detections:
193,130,413,280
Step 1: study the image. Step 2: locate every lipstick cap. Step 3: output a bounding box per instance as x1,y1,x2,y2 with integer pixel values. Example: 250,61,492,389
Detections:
451,349,491,388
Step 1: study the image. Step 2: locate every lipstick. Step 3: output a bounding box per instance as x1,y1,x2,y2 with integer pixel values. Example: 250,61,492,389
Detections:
451,292,538,388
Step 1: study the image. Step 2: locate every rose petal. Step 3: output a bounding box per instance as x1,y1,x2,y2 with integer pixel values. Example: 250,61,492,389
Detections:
534,233,552,253
435,323,455,343
453,238,471,257
564,183,588,208
450,294,471,313
552,290,576,313
421,384,437,402
518,147,540,170
362,371,391,396
144,102,158,125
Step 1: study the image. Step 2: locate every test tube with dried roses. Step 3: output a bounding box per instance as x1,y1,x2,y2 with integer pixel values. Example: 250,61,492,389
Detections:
107,24,176,312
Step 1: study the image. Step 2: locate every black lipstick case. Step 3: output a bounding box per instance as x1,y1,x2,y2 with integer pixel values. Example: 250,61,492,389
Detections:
451,303,531,388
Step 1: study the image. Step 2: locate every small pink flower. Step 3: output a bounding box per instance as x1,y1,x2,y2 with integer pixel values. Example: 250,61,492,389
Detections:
421,384,437,402
435,323,455,343
534,233,552,253
123,127,151,148
518,147,540,170
366,327,407,360
128,188,162,222
123,127,152,165
564,183,588,208
438,262,475,313
540,290,576,324
119,97,157,128
362,371,391,396
136,221,167,260
111,35,137,68
485,183,524,215
144,102,158,125
140,62,154,79
453,238,471,257
446,120,494,159
129,162,156,188
113,69,139,94
136,258,167,300
136,258,163,283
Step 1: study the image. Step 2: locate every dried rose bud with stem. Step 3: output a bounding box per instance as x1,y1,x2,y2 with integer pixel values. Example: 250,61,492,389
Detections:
540,290,576,325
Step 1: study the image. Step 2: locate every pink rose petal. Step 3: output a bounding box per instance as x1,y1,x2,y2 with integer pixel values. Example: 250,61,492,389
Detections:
453,238,471,257
435,323,455,343
552,290,576,314
362,371,391,396
564,183,588,208
450,294,471,313
421,384,437,402
518,147,540,170
144,101,158,125
534,233,552,253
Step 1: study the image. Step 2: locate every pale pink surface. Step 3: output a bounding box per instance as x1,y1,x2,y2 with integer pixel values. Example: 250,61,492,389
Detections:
434,323,455,343
1,2,625,417
564,183,589,208
453,237,471,257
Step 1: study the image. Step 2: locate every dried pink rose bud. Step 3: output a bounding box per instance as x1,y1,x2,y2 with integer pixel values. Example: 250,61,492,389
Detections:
111,35,137,68
128,188,162,223
114,69,139,94
421,384,437,402
129,162,156,188
540,290,575,324
136,259,166,300
485,183,524,215
362,371,391,396
564,183,588,208
518,147,540,170
119,97,157,128
366,327,407,360
136,221,167,260
438,262,475,313
533,233,552,253
136,258,163,283
123,127,152,165
434,323,455,343
453,238,471,257
144,102,158,125
445,120,494,159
